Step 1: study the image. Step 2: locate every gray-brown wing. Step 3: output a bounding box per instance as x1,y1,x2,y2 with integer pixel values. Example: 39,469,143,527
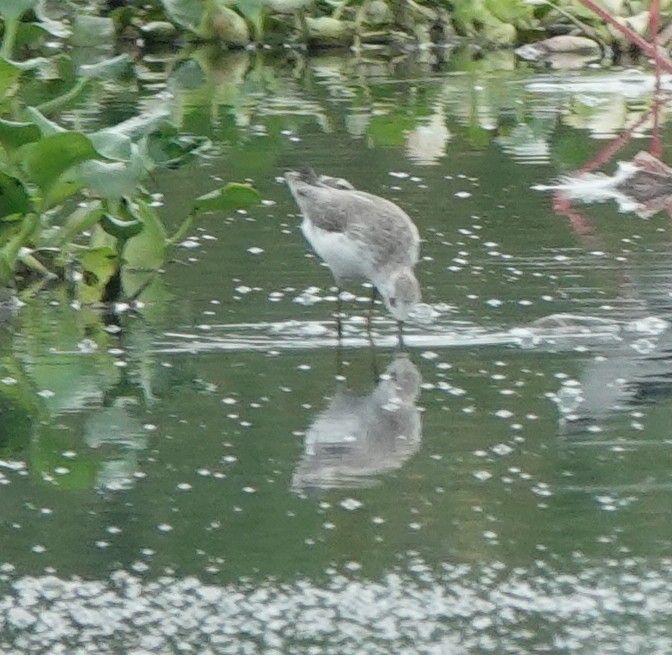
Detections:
301,186,419,267
298,185,352,233
342,191,419,267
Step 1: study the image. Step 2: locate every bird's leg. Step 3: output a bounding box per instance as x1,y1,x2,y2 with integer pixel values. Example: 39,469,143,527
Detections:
396,320,406,351
335,285,343,341
367,330,379,380
336,333,344,377
366,286,378,333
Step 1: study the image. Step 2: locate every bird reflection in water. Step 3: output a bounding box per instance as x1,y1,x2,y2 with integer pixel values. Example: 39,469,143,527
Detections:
536,96,672,433
551,151,672,220
292,352,422,492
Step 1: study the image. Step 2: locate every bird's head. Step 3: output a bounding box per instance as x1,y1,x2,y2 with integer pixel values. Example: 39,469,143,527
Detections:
379,269,421,322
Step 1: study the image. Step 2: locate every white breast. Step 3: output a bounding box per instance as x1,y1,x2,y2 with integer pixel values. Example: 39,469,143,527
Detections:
301,219,372,281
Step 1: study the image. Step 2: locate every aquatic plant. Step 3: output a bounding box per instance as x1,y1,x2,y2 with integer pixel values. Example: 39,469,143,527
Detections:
0,1,260,304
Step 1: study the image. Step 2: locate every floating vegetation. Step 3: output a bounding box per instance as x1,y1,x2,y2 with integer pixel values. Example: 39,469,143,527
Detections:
0,2,261,303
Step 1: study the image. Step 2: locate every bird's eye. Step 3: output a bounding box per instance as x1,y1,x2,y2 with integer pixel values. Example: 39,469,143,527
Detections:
389,297,397,307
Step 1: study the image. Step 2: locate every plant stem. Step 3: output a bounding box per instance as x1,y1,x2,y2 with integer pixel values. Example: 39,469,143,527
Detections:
166,213,194,247
0,213,40,285
577,0,672,72
35,78,90,116
0,18,18,59
536,0,603,46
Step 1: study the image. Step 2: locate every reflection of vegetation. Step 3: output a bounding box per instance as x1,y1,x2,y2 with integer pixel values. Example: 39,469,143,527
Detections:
0,0,668,496
0,286,185,491
0,3,261,303
2,0,668,52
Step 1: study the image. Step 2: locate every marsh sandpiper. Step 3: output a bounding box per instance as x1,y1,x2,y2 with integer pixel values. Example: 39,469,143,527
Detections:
285,168,421,343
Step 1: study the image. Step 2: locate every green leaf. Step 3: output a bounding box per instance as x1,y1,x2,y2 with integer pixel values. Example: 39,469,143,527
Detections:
0,213,38,285
122,199,167,271
161,0,205,31
20,131,99,206
0,172,32,219
0,0,38,59
77,246,118,305
88,104,171,160
89,129,132,160
486,0,533,23
234,0,265,39
0,0,38,23
100,213,144,241
192,182,261,214
77,141,149,200
4,56,51,71
34,0,72,38
80,53,131,80
44,201,104,247
0,119,40,153
0,58,21,97
23,106,65,135
70,15,115,47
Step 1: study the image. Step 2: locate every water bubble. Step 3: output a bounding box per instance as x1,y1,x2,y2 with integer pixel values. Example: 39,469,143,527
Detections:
491,444,513,456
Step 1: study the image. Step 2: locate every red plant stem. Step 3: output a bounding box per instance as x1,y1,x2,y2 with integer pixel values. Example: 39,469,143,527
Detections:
553,193,594,234
650,0,661,40
577,108,653,174
578,0,672,73
652,85,663,159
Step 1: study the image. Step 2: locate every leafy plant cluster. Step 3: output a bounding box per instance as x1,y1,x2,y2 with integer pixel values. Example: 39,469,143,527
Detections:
48,0,672,48
0,0,261,304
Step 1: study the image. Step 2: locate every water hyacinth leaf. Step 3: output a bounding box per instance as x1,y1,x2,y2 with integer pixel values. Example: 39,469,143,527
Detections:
21,131,99,202
70,15,115,47
147,130,209,168
198,0,250,43
487,0,534,23
5,56,52,71
77,246,118,304
89,129,132,161
77,142,149,200
483,20,517,45
80,53,131,80
23,106,66,135
89,104,171,160
193,183,261,215
122,199,167,271
0,213,38,284
234,0,266,38
100,213,144,241
0,119,40,153
0,172,32,219
34,0,72,38
161,0,204,31
0,0,38,22
45,202,104,247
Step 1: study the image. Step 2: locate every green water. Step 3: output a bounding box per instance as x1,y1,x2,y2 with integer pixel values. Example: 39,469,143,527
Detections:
3,50,672,653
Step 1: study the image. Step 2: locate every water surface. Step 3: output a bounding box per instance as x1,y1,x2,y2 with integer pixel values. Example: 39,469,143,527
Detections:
2,51,672,653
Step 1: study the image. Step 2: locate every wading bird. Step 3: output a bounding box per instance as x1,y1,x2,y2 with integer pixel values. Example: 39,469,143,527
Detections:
285,168,421,343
